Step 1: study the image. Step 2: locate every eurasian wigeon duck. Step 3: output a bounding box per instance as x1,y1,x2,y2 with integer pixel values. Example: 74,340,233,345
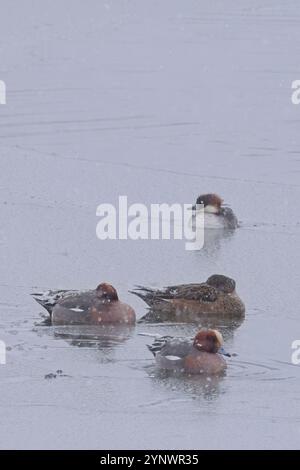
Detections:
147,328,230,375
131,274,245,322
32,283,136,325
191,193,239,229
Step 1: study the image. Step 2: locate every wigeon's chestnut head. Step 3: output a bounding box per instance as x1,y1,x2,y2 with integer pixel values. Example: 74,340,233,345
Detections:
191,193,239,229
147,328,229,375
96,283,119,301
31,283,135,325
193,329,223,353
131,274,245,322
206,274,236,294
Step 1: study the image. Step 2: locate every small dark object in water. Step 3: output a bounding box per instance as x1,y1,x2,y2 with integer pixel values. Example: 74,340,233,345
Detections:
44,373,57,379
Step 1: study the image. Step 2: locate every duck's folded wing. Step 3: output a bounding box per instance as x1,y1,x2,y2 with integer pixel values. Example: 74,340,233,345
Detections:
147,336,192,358
57,291,95,311
131,283,217,306
163,284,218,302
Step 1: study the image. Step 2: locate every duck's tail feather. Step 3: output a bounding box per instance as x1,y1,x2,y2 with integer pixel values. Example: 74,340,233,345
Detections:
31,293,54,314
146,336,173,356
129,285,160,306
31,289,70,314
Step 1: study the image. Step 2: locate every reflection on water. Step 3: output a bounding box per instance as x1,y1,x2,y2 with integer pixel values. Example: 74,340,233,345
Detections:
138,319,243,348
198,228,236,255
195,229,238,257
140,312,245,335
145,364,225,402
201,317,244,341
52,325,135,349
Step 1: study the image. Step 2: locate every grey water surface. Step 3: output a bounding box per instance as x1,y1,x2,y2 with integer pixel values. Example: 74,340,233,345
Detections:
0,0,300,449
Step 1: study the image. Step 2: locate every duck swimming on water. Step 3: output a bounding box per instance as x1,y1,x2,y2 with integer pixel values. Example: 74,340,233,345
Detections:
32,283,136,325
147,328,230,375
191,193,239,229
131,274,245,322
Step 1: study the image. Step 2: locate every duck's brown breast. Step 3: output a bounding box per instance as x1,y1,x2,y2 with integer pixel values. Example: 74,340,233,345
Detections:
90,301,136,325
52,301,135,325
183,351,227,375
